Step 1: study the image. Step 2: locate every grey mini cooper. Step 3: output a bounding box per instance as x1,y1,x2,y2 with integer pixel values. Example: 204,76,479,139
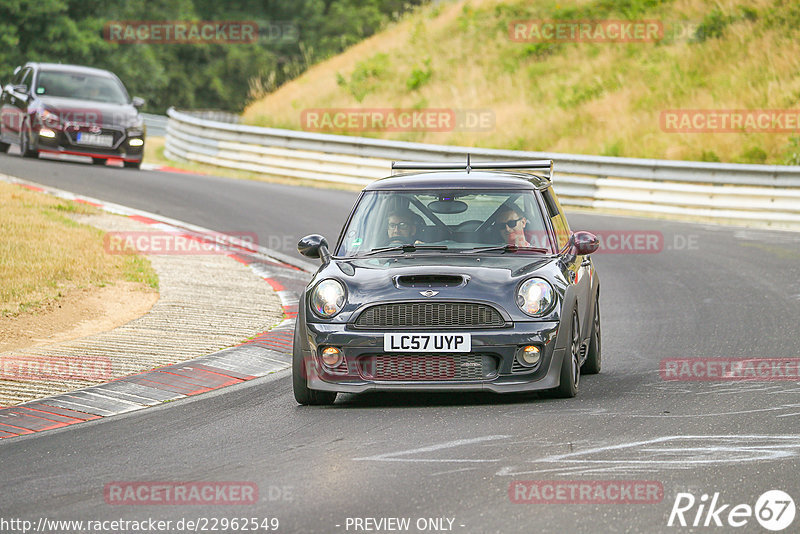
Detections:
293,160,601,405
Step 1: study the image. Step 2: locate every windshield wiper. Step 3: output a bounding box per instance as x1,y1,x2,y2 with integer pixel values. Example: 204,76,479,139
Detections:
364,244,448,256
461,244,549,254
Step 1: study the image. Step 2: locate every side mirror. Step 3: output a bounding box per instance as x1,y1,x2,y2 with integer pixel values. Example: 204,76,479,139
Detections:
132,97,145,109
298,234,331,264
12,84,28,95
571,231,600,255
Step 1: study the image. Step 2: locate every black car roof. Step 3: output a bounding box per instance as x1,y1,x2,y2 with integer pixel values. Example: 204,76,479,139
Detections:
26,62,116,78
364,171,550,191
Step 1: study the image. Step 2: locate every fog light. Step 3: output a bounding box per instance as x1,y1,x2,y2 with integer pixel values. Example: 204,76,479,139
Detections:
39,128,56,138
129,138,144,147
321,347,343,367
519,345,541,366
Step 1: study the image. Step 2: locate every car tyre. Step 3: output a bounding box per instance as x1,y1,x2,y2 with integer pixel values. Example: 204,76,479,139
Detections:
19,123,38,158
92,158,106,165
0,122,9,153
292,319,337,406
581,296,601,375
554,309,580,398
123,160,141,169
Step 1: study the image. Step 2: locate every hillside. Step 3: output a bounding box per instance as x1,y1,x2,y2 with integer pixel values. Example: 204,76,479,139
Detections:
242,0,800,165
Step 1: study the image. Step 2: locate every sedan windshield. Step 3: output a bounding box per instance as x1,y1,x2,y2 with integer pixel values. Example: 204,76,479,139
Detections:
35,71,130,105
335,189,555,257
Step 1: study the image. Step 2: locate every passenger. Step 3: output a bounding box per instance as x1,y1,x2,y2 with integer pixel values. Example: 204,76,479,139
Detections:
494,205,532,247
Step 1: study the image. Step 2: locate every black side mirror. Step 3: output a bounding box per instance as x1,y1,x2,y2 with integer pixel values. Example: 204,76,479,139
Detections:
571,231,600,255
132,97,145,109
298,234,331,264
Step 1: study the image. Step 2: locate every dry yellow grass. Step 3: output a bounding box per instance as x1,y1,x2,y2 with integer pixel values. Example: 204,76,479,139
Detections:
0,182,157,317
243,0,800,164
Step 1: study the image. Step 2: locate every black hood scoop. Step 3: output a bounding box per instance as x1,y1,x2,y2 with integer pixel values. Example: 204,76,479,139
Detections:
394,274,467,288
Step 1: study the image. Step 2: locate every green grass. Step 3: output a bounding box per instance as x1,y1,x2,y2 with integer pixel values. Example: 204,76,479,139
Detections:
0,182,158,317
242,0,800,165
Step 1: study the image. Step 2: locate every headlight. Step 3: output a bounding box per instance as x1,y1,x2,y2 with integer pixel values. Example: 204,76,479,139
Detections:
310,279,346,318
516,278,555,316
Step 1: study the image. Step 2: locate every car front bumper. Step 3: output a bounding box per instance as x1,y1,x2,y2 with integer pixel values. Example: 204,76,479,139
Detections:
35,128,144,162
302,321,566,394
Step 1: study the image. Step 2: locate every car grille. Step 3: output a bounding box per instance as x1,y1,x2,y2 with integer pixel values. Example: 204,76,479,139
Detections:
65,126,125,149
354,302,505,328
357,353,498,381
511,359,538,374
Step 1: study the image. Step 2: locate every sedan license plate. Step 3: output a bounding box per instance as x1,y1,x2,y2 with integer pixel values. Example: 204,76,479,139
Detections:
76,132,113,147
384,333,471,353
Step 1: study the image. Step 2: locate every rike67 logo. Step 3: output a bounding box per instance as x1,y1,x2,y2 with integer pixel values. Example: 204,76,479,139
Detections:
668,490,796,531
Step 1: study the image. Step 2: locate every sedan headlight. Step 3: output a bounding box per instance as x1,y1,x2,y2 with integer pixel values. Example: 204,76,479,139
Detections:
310,279,346,318
516,278,555,316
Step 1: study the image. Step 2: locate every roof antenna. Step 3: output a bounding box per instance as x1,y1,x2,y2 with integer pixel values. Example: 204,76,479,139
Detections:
466,153,471,174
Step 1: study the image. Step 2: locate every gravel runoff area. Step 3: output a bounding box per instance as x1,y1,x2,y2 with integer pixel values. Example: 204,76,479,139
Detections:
0,212,284,406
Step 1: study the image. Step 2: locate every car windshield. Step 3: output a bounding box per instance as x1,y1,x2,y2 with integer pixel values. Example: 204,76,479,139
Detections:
335,189,555,257
35,70,129,104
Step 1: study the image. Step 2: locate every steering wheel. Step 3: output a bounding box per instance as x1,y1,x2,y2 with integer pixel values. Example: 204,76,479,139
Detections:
387,236,408,245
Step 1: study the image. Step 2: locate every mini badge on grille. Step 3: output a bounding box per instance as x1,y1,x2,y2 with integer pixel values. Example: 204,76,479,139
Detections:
419,290,439,297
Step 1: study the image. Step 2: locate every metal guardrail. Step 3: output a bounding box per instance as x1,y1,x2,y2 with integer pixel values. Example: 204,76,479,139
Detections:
165,107,800,229
141,113,167,137
145,110,239,137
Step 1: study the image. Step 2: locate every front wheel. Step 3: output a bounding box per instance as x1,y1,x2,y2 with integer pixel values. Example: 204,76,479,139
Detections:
581,297,601,375
292,319,337,406
553,309,580,398
19,124,38,158
92,158,106,165
123,160,141,169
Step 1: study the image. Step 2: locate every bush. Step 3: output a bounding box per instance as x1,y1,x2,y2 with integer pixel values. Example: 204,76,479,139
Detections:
406,58,432,91
781,136,800,165
337,53,391,102
695,10,731,42
740,146,767,164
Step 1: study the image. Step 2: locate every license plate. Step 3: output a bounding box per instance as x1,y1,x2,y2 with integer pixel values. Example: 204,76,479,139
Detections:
76,132,113,147
383,333,471,352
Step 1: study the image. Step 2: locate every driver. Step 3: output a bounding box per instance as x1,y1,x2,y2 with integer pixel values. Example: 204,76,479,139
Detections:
85,85,102,100
386,208,422,244
495,205,532,247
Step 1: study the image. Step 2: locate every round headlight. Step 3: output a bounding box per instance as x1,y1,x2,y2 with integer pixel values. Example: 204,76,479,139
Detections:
516,278,555,316
311,279,346,318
